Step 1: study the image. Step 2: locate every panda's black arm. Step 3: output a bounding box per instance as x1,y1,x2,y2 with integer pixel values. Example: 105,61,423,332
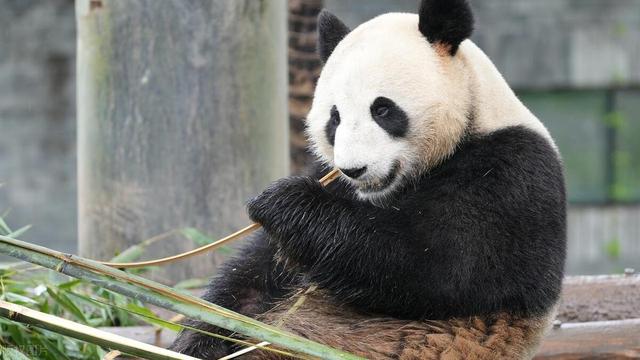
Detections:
247,176,422,317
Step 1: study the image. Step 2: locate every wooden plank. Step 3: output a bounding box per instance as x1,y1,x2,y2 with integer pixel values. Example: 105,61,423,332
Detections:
557,274,640,322
536,319,640,359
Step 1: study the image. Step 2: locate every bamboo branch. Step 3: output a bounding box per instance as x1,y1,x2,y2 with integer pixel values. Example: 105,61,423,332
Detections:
99,168,341,268
0,300,198,360
0,235,363,360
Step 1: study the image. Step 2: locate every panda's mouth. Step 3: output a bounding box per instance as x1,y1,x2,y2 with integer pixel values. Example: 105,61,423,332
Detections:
357,161,401,194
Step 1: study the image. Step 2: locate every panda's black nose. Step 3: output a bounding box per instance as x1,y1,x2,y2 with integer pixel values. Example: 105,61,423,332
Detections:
340,166,367,179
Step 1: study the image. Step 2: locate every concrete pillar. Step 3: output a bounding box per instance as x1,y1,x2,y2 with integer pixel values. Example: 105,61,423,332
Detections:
76,0,288,282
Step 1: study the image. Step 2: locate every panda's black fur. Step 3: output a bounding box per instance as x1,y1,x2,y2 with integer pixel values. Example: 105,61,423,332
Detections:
369,97,410,139
248,125,565,321
170,0,566,358
317,10,350,62
170,127,566,358
418,0,474,55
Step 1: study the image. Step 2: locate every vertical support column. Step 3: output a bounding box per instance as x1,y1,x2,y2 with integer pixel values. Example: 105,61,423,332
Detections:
76,0,288,282
288,0,324,174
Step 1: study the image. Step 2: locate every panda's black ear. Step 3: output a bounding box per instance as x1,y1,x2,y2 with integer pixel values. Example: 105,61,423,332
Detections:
317,10,351,63
418,0,474,56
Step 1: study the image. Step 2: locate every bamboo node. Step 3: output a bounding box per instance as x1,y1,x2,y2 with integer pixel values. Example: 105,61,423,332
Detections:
54,261,65,273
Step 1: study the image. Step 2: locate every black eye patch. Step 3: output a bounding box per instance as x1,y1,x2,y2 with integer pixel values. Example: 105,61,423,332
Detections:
370,97,409,138
325,105,340,146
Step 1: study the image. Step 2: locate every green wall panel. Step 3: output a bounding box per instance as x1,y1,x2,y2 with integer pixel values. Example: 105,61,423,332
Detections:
519,91,609,202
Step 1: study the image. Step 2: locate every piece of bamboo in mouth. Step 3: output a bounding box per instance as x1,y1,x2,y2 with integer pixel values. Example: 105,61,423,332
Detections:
100,169,341,269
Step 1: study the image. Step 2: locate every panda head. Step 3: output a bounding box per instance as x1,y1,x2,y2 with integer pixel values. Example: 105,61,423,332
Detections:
306,0,476,203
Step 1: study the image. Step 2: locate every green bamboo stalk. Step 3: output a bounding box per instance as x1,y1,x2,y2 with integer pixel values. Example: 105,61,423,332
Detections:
0,235,364,360
0,300,197,360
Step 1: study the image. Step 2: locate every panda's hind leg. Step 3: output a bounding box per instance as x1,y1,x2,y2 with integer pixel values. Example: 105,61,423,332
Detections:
243,291,552,360
169,232,297,359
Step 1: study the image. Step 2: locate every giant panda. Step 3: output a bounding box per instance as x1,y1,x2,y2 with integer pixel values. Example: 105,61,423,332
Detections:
170,0,566,359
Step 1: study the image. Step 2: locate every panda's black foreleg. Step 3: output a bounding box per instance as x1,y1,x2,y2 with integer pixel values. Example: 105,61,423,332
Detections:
246,176,421,318
168,232,296,359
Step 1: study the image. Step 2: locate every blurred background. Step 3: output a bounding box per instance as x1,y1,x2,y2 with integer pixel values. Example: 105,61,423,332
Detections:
0,0,638,279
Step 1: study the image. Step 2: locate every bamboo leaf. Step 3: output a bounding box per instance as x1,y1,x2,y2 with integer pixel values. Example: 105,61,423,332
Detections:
109,245,145,263
1,347,32,360
180,228,233,255
115,307,130,326
6,225,32,239
174,278,209,290
86,318,106,327
57,279,82,291
0,218,11,235
95,346,108,359
67,291,183,334
3,292,38,305
70,288,181,332
126,303,181,332
31,336,72,360
180,227,215,246
0,235,363,360
46,288,88,324
5,323,27,346
66,292,300,359
0,300,199,360
107,230,177,266
0,262,26,271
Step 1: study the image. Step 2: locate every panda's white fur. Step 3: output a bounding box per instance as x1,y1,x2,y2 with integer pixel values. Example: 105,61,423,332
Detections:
307,13,556,202
459,40,556,146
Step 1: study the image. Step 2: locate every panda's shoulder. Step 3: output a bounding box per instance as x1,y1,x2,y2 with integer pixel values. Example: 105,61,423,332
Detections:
459,125,562,172
416,125,564,199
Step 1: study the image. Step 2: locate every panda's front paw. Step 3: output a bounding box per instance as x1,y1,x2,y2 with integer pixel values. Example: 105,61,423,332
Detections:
247,176,323,234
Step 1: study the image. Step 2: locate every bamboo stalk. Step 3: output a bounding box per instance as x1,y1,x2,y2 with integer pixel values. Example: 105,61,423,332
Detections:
0,300,198,360
99,223,261,268
100,168,342,268
0,235,363,360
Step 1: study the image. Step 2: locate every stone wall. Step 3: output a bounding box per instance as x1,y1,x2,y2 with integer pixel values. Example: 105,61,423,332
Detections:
0,0,639,274
325,0,640,89
0,0,76,253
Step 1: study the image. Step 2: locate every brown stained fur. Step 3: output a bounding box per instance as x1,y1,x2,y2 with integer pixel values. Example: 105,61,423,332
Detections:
433,42,454,57
242,291,551,360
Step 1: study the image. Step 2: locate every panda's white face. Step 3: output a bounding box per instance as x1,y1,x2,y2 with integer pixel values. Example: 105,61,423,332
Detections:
307,13,472,202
